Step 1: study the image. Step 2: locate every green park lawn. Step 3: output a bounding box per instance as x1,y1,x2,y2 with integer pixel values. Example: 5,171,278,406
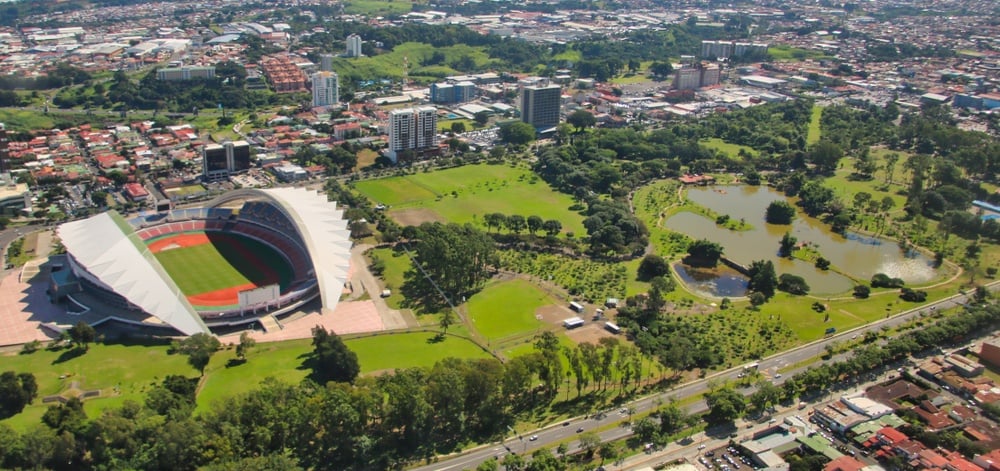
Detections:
345,332,494,372
343,0,415,15
0,342,198,431
700,137,759,158
467,279,554,340
807,105,823,146
367,247,412,310
768,45,832,62
330,42,493,83
353,163,586,235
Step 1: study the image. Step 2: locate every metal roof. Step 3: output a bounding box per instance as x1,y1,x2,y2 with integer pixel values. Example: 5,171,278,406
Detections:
57,211,210,335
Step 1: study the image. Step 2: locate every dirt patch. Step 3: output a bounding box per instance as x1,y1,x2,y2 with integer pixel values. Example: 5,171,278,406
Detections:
536,304,573,325
148,233,210,253
565,323,615,344
391,207,444,226
189,283,257,307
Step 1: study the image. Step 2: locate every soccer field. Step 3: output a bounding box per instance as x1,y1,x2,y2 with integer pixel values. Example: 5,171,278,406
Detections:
152,233,292,297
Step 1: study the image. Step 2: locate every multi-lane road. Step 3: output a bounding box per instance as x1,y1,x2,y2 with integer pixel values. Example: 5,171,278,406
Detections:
415,281,998,471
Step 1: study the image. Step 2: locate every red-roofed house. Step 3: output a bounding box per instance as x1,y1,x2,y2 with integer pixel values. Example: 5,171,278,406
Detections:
974,449,1000,471
824,456,866,471
946,451,984,471
124,183,149,201
876,427,908,446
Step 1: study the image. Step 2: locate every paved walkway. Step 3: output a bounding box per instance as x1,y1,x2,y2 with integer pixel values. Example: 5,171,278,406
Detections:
349,244,415,330
0,270,62,346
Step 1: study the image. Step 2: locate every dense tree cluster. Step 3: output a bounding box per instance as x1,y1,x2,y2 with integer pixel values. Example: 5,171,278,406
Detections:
0,371,38,419
582,198,648,256
401,222,497,309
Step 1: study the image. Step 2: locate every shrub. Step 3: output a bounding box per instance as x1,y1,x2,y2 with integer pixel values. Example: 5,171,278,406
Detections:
853,285,871,299
871,273,905,288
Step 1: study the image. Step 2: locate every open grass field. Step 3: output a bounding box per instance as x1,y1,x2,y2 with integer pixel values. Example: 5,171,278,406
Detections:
807,105,823,146
331,42,494,83
497,250,629,304
343,0,415,15
467,279,554,340
346,332,494,372
367,247,412,310
356,148,380,170
0,342,197,431
768,45,833,62
0,109,60,132
701,137,759,158
152,233,292,297
353,163,586,235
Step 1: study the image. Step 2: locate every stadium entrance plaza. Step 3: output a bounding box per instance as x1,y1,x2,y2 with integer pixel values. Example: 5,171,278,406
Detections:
0,231,415,348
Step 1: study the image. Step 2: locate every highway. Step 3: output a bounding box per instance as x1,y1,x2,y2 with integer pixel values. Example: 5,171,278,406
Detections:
415,281,998,471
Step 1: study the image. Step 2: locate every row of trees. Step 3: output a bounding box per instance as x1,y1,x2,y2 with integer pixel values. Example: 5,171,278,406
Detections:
482,213,563,236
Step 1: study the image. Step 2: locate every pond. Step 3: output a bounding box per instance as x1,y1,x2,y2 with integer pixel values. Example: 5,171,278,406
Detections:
674,263,749,298
664,185,939,296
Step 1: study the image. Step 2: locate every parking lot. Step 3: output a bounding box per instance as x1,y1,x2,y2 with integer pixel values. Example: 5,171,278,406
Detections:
697,444,759,471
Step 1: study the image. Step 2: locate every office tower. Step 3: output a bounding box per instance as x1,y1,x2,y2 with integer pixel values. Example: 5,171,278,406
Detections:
346,34,363,58
319,53,333,72
387,106,438,162
203,140,252,181
311,71,339,108
520,84,561,129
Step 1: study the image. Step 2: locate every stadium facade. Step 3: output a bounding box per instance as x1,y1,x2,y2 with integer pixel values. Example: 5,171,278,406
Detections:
54,188,352,335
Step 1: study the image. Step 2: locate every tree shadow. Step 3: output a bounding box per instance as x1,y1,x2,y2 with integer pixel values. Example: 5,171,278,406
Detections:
52,347,86,365
225,358,247,368
427,333,446,344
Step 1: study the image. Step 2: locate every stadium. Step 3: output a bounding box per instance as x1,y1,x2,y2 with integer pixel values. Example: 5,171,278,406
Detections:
52,188,352,336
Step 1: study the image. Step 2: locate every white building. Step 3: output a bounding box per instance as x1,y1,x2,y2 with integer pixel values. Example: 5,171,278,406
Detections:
311,71,339,108
387,106,438,163
346,34,363,57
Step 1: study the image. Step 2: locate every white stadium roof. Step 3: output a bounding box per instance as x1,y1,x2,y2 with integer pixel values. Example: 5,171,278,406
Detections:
58,211,210,335
58,188,352,335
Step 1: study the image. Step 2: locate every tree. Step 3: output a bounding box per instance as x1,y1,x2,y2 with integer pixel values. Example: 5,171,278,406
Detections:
566,109,596,132
649,61,673,78
750,380,782,414
658,400,689,436
526,215,543,235
637,254,670,281
450,121,466,134
684,239,724,267
174,333,221,375
853,284,871,299
808,140,843,173
67,321,96,350
778,273,810,295
506,214,526,234
542,219,562,236
499,121,536,146
0,371,38,419
578,431,601,459
765,201,796,224
235,332,256,361
484,212,506,233
778,232,797,257
439,309,455,334
310,327,360,384
705,385,747,424
747,260,778,299
474,111,490,126
883,152,900,184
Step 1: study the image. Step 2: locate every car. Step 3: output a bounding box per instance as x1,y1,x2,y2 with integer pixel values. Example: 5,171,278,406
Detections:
699,444,707,450
774,373,782,379
706,451,715,457
529,435,538,441
576,427,585,433
563,421,570,426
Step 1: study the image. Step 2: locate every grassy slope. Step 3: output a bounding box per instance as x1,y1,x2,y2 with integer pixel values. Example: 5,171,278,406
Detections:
367,247,412,309
0,343,197,431
467,279,554,340
353,164,586,235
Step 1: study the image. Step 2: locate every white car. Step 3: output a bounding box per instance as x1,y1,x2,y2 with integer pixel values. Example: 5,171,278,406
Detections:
698,444,707,450
529,435,538,441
